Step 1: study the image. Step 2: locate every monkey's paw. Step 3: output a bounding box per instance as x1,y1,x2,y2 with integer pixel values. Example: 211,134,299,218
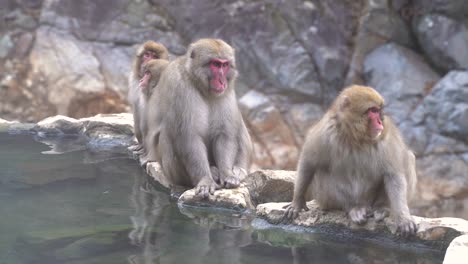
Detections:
195,178,217,199
396,217,418,237
220,175,240,189
349,207,369,225
282,200,309,221
216,169,240,189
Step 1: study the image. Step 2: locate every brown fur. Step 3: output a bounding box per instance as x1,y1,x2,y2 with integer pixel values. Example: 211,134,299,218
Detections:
285,85,417,236
142,38,252,197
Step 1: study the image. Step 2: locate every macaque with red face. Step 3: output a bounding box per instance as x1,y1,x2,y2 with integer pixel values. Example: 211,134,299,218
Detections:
142,39,252,198
285,85,417,236
128,41,169,153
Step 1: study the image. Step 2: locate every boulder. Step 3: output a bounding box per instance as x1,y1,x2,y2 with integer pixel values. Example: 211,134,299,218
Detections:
239,90,298,169
364,43,441,124
413,14,468,72
244,170,295,205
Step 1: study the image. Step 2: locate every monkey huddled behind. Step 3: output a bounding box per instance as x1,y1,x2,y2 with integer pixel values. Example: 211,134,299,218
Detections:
285,85,417,236
141,38,253,198
128,41,169,154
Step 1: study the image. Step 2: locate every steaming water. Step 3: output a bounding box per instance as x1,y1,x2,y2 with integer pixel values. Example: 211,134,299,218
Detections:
0,133,444,264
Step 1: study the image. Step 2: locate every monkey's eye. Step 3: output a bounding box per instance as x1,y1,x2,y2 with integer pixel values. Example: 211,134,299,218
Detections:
211,61,222,68
368,107,380,113
222,62,229,68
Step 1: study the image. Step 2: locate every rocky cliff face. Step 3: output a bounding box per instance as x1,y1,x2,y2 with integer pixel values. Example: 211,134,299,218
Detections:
0,0,467,218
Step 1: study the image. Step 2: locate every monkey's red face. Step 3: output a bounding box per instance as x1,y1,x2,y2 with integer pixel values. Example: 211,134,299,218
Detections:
367,107,384,139
209,58,230,94
143,51,158,63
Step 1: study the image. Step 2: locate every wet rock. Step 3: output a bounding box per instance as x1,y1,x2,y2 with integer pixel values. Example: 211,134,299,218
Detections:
33,113,134,147
146,161,254,210
244,170,295,205
179,186,254,211
413,14,468,72
257,201,468,252
0,118,33,132
363,43,441,123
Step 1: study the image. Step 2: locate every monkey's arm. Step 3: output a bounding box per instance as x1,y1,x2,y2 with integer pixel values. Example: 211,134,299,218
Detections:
176,133,217,197
384,171,417,236
213,133,239,188
284,157,316,220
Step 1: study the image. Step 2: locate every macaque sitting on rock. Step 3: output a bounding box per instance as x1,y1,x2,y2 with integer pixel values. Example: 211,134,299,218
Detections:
143,38,252,198
285,85,418,236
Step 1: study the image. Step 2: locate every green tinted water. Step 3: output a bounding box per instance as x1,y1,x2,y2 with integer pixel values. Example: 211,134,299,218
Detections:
0,133,444,264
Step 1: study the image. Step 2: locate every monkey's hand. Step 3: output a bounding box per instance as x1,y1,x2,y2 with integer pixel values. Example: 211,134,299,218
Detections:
283,198,309,221
195,177,217,199
396,216,418,237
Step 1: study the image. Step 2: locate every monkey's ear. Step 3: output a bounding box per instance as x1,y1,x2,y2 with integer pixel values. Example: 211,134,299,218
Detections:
190,50,195,59
339,95,350,111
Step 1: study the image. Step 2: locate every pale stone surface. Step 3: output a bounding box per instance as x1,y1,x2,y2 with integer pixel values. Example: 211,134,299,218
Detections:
443,235,468,264
179,186,254,211
34,113,134,140
244,170,295,204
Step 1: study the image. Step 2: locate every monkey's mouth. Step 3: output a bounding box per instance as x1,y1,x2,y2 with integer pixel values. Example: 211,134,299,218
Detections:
210,78,227,94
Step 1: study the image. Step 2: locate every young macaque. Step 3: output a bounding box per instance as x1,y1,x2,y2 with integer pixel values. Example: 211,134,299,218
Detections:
143,39,252,198
128,41,169,153
285,85,417,236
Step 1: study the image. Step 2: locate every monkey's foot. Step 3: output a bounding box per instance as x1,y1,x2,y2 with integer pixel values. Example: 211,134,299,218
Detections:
396,217,418,237
220,175,240,189
373,208,390,222
195,178,217,198
349,207,369,225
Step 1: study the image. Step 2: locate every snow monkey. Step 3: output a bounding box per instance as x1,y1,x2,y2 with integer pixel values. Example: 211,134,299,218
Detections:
285,85,417,236
128,41,169,153
143,39,252,198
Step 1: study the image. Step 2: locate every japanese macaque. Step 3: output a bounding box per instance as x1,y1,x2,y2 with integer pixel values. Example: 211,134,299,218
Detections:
128,41,169,152
143,38,252,198
285,85,417,236
136,59,169,155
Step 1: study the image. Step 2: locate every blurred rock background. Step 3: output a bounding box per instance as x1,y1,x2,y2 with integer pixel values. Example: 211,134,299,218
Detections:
0,0,467,218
